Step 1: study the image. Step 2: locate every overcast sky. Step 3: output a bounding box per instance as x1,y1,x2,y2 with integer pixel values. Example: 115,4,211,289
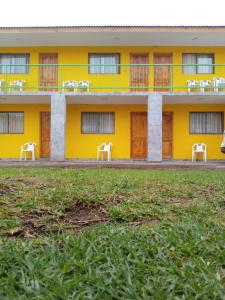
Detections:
1,0,225,27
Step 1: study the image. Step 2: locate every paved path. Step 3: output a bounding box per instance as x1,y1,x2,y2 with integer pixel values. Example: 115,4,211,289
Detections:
0,160,225,170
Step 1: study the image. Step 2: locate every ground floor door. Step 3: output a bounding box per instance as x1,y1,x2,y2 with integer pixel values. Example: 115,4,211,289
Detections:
162,112,173,158
39,53,58,91
131,112,147,159
40,112,51,158
131,112,173,159
130,53,149,91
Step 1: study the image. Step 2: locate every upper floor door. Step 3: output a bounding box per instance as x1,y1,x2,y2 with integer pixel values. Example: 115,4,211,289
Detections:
130,53,149,91
39,53,58,91
154,53,172,91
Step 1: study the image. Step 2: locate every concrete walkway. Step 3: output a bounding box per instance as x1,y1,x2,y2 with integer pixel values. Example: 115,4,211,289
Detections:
0,160,225,170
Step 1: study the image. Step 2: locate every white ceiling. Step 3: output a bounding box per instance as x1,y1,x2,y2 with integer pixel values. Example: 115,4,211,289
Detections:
1,31,225,46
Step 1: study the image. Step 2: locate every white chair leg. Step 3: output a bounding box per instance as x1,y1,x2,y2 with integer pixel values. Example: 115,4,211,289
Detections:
20,150,22,161
24,152,26,161
188,88,190,93
200,87,204,93
32,151,35,161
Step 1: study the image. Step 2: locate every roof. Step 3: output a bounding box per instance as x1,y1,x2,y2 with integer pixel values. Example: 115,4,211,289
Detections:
0,25,225,33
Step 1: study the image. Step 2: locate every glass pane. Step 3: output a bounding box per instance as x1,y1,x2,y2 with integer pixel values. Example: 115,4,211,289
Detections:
0,113,9,133
182,54,196,74
9,112,24,133
190,112,223,134
197,55,213,74
11,56,28,74
82,112,115,133
89,55,101,74
0,56,11,74
101,55,118,74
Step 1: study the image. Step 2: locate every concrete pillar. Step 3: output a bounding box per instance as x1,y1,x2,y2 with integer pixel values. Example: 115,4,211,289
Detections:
50,94,66,161
147,93,162,162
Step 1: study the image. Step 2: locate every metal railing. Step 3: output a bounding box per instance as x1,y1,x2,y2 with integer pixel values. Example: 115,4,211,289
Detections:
0,63,225,93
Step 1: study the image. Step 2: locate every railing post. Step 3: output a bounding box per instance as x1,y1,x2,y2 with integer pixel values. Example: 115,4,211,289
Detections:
170,64,173,93
59,65,62,93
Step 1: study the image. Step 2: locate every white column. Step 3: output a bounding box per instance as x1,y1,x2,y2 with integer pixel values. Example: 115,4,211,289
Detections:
147,93,162,162
50,94,66,161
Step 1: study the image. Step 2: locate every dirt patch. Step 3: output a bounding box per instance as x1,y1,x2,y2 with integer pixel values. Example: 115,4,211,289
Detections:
7,177,49,187
63,202,109,229
0,182,16,196
165,197,194,205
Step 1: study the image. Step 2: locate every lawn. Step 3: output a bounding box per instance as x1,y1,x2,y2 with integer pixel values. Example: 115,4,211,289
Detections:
0,168,225,299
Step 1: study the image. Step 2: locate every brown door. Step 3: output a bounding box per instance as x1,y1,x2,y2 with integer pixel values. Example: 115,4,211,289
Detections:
162,112,173,158
131,112,173,159
40,112,51,158
131,112,147,159
39,53,58,91
154,53,172,91
130,54,149,91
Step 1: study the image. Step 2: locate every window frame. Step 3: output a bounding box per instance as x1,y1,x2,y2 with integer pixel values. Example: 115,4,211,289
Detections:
0,54,30,74
182,53,215,74
0,111,24,134
88,53,120,74
81,112,115,134
189,112,224,134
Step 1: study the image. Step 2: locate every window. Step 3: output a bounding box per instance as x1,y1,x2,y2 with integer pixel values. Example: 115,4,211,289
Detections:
89,54,120,74
190,112,223,134
182,54,214,74
0,54,29,74
0,112,24,133
81,112,115,134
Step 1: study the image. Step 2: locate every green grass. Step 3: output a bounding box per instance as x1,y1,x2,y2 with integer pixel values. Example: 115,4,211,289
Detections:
0,168,225,299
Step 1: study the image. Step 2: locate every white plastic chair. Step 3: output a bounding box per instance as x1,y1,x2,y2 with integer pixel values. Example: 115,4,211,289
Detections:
9,80,25,92
62,80,78,92
97,143,112,161
199,80,212,92
78,80,90,92
213,77,225,92
20,142,37,161
192,143,207,162
187,80,199,92
0,80,5,91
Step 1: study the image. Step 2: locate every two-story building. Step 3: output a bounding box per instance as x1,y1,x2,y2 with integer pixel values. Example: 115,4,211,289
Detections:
0,26,225,161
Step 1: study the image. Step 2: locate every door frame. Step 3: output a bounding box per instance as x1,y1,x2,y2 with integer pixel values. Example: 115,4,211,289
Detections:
130,111,147,159
39,53,58,90
162,111,173,159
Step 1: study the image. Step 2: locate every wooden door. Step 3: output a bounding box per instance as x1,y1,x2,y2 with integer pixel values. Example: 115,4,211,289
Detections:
131,112,173,159
39,54,58,91
40,112,51,158
130,54,149,91
162,112,173,158
131,112,147,159
154,53,172,91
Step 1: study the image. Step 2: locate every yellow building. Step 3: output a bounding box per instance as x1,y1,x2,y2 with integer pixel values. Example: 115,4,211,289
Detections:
0,26,225,161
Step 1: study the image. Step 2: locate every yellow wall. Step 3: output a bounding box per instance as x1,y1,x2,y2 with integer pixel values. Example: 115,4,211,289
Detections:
0,46,225,92
0,103,224,160
0,104,50,158
164,104,225,159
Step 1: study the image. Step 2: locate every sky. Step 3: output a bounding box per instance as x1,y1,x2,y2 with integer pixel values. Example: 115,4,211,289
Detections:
1,0,225,27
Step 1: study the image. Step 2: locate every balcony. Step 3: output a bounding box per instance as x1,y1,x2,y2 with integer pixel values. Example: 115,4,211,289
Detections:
0,63,225,93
